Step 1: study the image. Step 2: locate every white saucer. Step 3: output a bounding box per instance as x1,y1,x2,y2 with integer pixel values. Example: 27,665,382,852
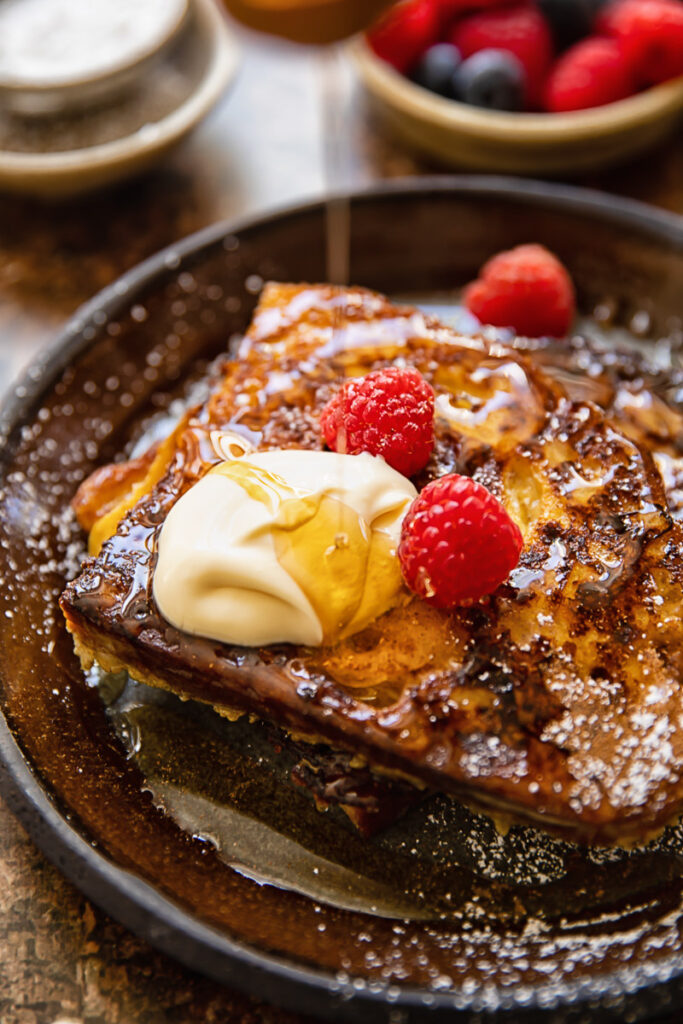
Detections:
0,0,239,197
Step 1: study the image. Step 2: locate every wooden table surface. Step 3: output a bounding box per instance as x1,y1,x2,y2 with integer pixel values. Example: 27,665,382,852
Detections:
0,22,682,1024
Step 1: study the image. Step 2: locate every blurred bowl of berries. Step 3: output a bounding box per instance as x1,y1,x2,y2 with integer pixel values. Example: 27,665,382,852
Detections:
352,0,683,173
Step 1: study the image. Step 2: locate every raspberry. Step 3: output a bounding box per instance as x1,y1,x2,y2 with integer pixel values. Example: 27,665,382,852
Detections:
319,367,435,478
597,0,683,86
544,36,637,111
367,0,441,73
448,4,554,108
398,474,523,608
438,0,509,20
464,243,576,338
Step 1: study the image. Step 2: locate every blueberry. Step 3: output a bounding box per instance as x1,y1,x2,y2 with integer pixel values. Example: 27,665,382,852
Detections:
452,49,526,112
537,0,609,50
411,43,462,96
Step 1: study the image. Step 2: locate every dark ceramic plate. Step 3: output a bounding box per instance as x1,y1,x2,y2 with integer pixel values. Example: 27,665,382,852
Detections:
1,178,683,1024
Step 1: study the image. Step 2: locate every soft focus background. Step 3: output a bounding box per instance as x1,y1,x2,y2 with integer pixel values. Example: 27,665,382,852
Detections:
0,6,682,1023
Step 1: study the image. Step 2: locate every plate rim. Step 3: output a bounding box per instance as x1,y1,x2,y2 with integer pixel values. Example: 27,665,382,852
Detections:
1,176,683,1023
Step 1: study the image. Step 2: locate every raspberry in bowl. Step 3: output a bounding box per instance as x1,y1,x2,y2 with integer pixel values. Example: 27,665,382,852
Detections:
352,0,683,173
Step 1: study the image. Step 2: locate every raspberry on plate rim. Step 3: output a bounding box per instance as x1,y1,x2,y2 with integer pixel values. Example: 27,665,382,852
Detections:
464,243,576,338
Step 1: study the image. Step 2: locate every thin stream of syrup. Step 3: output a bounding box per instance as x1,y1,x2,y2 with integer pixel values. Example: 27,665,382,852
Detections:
319,44,351,288
319,45,355,629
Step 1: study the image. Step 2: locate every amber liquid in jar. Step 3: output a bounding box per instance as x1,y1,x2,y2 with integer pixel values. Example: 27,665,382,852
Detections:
219,0,389,44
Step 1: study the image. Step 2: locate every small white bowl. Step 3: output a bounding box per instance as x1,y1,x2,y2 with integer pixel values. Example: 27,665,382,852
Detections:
351,36,683,175
0,0,191,116
0,0,239,197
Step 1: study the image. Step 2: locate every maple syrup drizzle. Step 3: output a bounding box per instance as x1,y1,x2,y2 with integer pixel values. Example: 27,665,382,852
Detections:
319,45,351,289
319,45,354,564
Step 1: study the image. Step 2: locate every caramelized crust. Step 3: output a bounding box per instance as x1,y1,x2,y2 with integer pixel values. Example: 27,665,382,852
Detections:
72,444,161,532
61,284,683,844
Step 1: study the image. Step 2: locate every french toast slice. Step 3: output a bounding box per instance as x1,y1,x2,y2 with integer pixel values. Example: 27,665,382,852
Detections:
61,284,683,845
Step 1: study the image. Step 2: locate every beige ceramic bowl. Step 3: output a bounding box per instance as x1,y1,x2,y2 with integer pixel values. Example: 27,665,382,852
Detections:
0,0,239,197
352,36,683,175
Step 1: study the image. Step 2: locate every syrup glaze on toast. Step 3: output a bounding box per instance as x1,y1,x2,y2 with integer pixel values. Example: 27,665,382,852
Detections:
61,284,683,844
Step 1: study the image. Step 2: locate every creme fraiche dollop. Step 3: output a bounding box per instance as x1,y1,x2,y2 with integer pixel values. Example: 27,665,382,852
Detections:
152,449,417,647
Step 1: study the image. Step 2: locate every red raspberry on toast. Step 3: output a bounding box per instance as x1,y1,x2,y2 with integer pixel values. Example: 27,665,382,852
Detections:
398,474,523,608
319,366,435,478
